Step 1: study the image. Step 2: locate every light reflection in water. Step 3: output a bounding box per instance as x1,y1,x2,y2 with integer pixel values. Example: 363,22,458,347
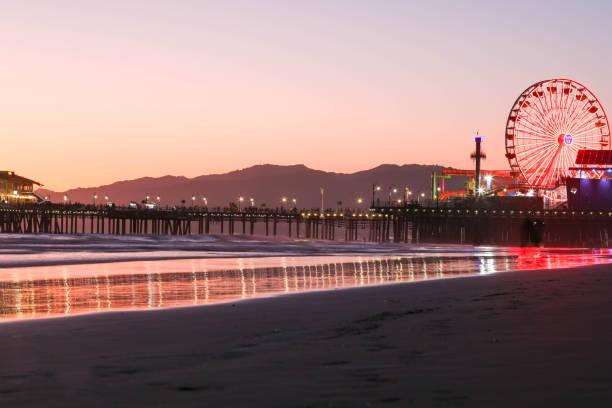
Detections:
1,249,610,321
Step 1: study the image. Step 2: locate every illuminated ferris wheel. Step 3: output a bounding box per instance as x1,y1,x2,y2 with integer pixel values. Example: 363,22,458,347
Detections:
505,79,610,189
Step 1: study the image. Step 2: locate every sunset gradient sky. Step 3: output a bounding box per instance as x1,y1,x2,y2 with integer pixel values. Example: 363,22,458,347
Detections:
2,0,611,190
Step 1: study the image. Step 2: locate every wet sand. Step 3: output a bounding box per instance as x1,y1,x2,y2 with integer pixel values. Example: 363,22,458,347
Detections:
2,263,612,407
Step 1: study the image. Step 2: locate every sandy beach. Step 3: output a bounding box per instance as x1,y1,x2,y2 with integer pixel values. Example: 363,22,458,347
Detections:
2,262,612,407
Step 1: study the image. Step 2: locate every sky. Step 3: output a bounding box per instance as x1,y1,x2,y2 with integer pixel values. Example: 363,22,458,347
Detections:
2,0,612,191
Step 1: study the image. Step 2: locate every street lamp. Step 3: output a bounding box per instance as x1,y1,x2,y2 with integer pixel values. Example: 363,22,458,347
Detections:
407,189,413,202
357,197,363,206
191,195,196,205
238,196,244,210
202,197,207,206
292,198,297,207
93,193,98,205
388,185,397,205
63,194,68,203
250,197,255,207
372,184,381,206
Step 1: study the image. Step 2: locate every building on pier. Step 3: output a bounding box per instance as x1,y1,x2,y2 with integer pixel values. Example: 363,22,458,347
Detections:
566,150,612,211
0,171,43,203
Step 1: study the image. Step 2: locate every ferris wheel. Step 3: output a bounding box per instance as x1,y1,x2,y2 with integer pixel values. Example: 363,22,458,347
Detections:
505,79,610,189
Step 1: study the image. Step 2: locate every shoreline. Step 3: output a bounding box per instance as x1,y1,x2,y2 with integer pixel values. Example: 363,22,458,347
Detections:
0,232,478,269
0,263,493,326
3,249,611,323
0,259,607,327
3,262,612,406
1,232,598,269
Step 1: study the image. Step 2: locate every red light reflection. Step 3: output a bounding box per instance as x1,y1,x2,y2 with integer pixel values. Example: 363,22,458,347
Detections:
0,249,609,321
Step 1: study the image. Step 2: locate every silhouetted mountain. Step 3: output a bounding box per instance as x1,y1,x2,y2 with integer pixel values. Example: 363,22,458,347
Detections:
36,164,468,208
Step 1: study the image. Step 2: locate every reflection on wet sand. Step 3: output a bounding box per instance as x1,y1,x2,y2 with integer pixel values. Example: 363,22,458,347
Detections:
1,248,610,321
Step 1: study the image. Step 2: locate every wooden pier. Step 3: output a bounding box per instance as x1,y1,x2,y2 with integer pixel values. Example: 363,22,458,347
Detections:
0,204,611,248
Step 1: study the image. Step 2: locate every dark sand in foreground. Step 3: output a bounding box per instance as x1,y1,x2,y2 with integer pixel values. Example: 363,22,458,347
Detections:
2,264,612,407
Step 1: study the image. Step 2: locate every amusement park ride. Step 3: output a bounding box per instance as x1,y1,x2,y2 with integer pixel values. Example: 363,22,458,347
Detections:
432,78,611,209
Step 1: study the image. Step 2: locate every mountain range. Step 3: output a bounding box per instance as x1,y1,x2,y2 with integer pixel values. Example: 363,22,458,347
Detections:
36,164,469,208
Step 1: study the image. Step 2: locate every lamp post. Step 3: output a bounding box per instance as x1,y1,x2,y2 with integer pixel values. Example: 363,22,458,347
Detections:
320,188,324,212
191,195,196,206
202,197,207,206
238,196,244,210
292,198,297,208
281,197,287,210
372,184,381,206
93,193,97,206
250,197,255,207
388,185,397,206
405,188,412,203
357,197,363,208
63,194,68,204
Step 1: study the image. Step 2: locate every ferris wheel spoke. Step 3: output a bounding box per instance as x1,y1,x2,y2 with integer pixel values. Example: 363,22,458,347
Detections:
514,140,556,156
572,104,597,127
528,102,554,130
515,137,556,150
516,125,554,141
518,144,558,172
517,147,555,169
559,148,575,177
572,142,598,151
566,99,592,131
533,145,563,187
563,87,582,126
566,143,583,157
567,99,589,124
518,102,549,128
572,126,602,139
544,91,557,131
560,82,570,112
571,115,600,136
532,92,552,125
516,122,556,139
570,104,595,131
515,140,556,150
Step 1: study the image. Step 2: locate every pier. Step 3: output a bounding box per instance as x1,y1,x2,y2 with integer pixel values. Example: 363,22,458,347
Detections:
1,203,611,248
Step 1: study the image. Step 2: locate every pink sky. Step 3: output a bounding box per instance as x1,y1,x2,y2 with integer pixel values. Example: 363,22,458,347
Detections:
2,1,611,191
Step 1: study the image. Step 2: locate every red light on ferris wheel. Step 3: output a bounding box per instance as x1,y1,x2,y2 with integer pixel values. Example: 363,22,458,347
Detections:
505,79,610,189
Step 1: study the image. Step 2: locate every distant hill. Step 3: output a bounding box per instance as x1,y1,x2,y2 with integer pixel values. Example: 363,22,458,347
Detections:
36,164,469,208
